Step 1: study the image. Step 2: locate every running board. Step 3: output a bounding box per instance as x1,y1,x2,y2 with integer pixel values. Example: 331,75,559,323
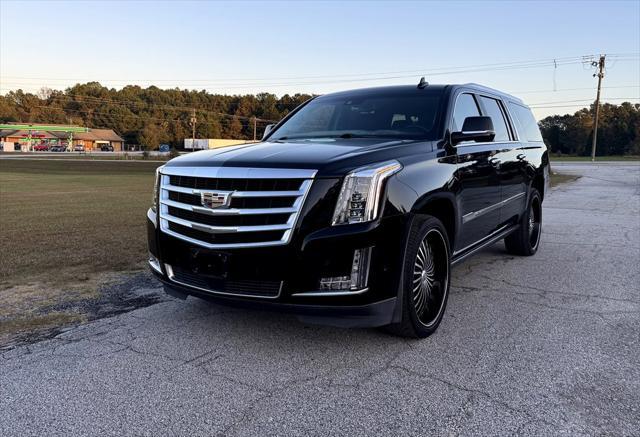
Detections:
451,224,519,266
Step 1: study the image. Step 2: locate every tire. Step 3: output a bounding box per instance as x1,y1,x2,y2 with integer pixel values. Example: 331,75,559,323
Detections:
504,188,542,256
386,215,451,338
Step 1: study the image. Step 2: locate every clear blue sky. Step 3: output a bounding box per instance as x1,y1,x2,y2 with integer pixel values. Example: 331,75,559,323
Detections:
1,0,638,118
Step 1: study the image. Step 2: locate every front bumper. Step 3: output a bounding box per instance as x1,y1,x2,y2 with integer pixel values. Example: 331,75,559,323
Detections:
153,270,396,328
147,190,408,326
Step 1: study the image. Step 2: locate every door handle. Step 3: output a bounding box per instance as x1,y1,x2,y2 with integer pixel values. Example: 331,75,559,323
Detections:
489,157,501,167
516,153,526,161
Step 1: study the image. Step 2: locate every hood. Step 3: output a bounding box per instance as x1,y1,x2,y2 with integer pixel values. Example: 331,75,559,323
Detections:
166,138,433,177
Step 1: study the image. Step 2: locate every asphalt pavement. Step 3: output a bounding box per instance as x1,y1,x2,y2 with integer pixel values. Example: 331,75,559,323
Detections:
1,163,639,436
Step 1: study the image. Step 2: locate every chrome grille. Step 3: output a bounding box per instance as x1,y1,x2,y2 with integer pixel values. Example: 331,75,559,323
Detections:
158,166,316,249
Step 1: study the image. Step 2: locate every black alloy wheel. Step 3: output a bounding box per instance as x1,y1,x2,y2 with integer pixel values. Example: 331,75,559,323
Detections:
505,188,542,256
386,216,451,338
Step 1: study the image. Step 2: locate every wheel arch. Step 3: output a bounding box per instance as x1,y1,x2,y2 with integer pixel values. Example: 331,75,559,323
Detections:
532,171,546,201
411,192,457,250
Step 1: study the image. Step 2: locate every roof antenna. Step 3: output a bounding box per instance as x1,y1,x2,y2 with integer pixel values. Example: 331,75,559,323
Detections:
417,77,428,89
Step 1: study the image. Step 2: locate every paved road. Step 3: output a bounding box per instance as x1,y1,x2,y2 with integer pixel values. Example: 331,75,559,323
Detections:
1,164,639,436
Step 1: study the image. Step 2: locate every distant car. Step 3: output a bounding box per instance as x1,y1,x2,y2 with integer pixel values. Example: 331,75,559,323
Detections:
73,145,85,152
33,144,49,152
50,145,66,152
100,144,114,152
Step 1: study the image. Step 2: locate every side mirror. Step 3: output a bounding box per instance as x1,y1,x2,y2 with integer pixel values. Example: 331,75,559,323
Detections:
262,124,276,140
451,116,495,146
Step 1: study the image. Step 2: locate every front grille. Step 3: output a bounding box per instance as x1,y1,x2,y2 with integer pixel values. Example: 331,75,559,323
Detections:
168,207,290,227
169,175,303,192
167,221,287,243
159,167,316,248
168,191,297,209
168,265,282,298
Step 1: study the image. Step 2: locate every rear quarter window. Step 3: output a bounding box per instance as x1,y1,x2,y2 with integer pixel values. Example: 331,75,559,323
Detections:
509,103,543,142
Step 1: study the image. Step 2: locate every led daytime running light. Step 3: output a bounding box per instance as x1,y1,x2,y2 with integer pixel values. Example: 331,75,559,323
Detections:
332,160,401,225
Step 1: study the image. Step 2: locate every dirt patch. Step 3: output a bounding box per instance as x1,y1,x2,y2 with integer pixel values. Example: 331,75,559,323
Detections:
550,171,580,187
0,271,167,350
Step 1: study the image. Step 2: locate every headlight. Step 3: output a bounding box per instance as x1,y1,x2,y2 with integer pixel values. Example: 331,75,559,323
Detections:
152,166,163,212
332,160,402,225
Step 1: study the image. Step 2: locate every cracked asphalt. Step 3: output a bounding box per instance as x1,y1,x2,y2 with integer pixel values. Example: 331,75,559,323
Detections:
1,163,639,436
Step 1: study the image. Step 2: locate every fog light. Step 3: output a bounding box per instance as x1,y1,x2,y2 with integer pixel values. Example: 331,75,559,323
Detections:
148,252,162,274
319,247,372,292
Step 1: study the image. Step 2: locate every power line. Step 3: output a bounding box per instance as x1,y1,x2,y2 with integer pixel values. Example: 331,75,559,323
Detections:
30,105,268,128
590,55,606,161
41,92,638,111
509,85,639,94
529,97,639,106
0,55,603,83
6,56,637,90
2,53,637,85
12,93,279,123
530,102,639,109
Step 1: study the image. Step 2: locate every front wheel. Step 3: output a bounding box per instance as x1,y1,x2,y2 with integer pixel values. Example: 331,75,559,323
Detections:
504,188,542,256
386,216,451,338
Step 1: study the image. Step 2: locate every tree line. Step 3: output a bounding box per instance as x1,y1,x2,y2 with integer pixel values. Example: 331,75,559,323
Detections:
0,82,638,155
539,102,639,156
0,82,313,148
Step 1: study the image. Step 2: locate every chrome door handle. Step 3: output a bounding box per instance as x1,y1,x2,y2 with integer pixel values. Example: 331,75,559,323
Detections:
516,153,526,161
489,157,501,166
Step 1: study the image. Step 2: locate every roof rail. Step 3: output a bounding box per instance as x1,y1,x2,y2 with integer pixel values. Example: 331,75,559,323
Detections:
461,83,524,104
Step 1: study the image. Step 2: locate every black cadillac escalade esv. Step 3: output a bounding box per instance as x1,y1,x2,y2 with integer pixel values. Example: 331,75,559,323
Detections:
147,82,549,338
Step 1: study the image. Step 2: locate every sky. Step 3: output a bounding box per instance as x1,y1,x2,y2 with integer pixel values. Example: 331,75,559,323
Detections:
0,0,639,119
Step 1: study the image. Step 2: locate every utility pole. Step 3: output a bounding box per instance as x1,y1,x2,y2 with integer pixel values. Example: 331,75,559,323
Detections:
590,55,605,162
253,117,257,141
189,109,197,148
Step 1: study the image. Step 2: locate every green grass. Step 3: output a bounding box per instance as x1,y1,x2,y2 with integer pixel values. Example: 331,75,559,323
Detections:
0,159,162,288
0,159,165,346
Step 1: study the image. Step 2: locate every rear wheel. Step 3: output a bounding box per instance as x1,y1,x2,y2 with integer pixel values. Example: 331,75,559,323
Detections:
386,216,451,338
505,188,542,256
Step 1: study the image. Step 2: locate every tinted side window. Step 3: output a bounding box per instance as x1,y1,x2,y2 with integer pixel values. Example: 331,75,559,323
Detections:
509,103,543,142
478,96,510,142
452,93,480,132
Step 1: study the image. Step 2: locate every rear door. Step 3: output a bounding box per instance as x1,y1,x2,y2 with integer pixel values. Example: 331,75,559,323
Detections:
453,92,503,252
476,95,527,225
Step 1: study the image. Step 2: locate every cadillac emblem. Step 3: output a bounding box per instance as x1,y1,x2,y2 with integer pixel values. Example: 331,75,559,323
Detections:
200,191,232,209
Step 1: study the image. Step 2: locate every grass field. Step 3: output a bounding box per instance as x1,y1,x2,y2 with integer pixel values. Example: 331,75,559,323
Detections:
0,159,162,286
0,159,162,345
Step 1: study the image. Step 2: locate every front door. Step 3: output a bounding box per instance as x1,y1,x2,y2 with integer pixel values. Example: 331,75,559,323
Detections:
455,143,503,251
450,92,503,252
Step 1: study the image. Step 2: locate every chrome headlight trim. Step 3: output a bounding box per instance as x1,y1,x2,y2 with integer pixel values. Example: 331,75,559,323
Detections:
331,160,402,226
151,165,164,213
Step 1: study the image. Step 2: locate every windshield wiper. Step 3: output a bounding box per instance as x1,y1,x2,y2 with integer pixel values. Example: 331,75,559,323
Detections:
272,133,372,141
334,133,377,139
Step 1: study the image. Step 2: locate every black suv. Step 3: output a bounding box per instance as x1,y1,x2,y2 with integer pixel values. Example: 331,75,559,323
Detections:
147,83,549,338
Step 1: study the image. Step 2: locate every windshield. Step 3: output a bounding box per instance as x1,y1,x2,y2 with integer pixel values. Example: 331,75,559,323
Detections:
271,90,443,141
